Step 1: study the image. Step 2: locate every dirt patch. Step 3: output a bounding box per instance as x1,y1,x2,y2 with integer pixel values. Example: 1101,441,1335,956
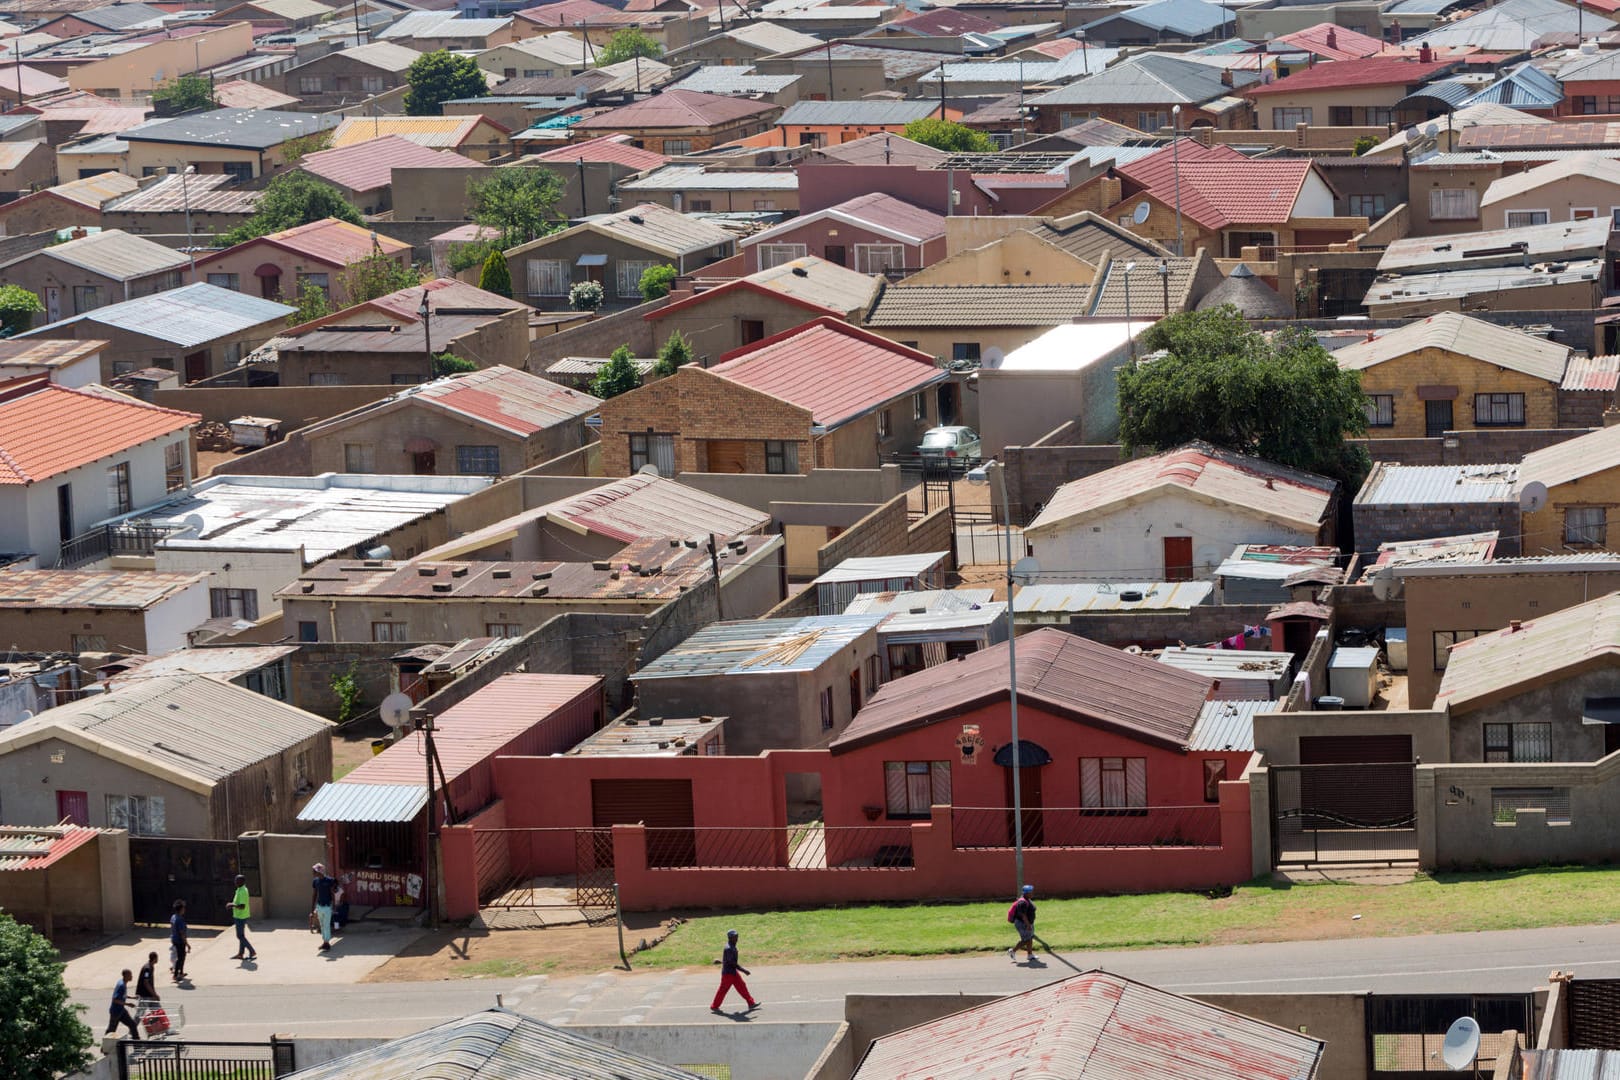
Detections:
333,719,393,780
364,912,682,981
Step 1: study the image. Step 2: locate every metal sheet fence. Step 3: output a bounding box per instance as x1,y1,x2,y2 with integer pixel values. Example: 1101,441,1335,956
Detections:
951,806,1223,850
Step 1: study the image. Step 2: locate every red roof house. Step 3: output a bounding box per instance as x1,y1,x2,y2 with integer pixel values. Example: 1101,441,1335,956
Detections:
738,191,948,274
1270,22,1389,61
190,218,414,307
298,135,485,214
529,132,668,171
1242,54,1461,128
571,88,781,153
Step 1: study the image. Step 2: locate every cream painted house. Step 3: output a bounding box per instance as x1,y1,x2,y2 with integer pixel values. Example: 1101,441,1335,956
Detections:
67,22,254,98
1480,153,1620,231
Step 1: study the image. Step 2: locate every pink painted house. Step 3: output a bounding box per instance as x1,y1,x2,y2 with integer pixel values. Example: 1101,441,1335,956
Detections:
739,191,948,274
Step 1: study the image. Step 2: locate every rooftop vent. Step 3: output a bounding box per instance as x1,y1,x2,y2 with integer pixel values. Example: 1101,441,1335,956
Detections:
791,266,808,277
627,213,644,224
492,568,511,579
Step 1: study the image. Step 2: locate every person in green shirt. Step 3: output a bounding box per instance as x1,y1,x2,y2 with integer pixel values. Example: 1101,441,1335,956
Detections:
229,874,257,961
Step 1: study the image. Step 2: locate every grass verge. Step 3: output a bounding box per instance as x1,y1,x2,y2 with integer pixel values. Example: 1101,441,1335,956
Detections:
632,863,1620,969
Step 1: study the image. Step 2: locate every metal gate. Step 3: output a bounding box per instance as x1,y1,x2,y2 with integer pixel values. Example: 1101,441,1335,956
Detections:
1568,979,1620,1048
118,1039,296,1079
1270,762,1418,867
1366,993,1534,1077
129,838,238,926
575,828,615,917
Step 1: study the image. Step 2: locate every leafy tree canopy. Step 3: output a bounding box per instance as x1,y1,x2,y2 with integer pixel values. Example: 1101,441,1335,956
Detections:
597,27,662,65
478,248,513,298
152,72,213,112
280,130,333,166
284,279,333,326
0,913,93,1080
569,279,604,312
639,263,678,301
901,118,996,153
1118,305,1370,489
0,285,44,336
340,251,421,304
404,49,488,116
434,351,478,376
221,171,362,245
654,329,692,377
591,345,641,399
468,168,564,251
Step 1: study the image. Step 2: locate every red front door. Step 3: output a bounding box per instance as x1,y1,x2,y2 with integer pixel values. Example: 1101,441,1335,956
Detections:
1164,536,1194,581
57,790,89,826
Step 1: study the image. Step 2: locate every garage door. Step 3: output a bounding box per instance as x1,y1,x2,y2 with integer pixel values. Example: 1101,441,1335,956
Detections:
592,778,695,866
706,440,749,473
1299,734,1414,825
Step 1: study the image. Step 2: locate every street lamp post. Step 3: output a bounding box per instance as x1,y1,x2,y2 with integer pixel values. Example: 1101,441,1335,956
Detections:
418,288,433,383
1158,257,1170,314
180,165,196,280
1123,259,1136,358
1171,104,1185,256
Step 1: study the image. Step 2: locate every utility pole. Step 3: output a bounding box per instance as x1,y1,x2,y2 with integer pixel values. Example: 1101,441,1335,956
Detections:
421,712,439,930
937,60,946,120
577,156,588,216
418,288,433,383
706,533,724,623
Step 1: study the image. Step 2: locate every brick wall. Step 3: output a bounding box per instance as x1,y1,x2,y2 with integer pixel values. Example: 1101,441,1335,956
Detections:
527,297,671,372
518,440,600,477
1350,427,1590,468
1065,604,1276,649
1002,443,1124,526
1560,391,1613,428
1353,499,1521,556
816,494,910,575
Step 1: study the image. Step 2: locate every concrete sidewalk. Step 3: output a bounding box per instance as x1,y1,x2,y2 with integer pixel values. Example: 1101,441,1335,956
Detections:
64,918,425,992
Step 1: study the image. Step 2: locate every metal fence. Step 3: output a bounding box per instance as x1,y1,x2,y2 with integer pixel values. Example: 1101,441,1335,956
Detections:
951,806,1223,850
117,1039,295,1080
644,824,917,870
58,522,183,568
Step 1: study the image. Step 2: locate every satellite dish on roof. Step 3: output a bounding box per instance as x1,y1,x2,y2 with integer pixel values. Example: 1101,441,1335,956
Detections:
1371,567,1402,602
1519,480,1548,513
1440,1016,1481,1071
982,346,1006,369
379,693,414,732
1011,555,1041,586
1132,201,1151,225
179,514,206,537
1424,123,1440,138
637,463,662,478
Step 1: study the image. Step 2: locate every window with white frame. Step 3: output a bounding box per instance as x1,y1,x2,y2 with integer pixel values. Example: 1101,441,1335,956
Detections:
1137,110,1167,132
343,442,375,472
106,462,130,515
1272,107,1313,127
1505,210,1549,228
757,242,807,269
210,587,258,620
106,794,165,835
1081,757,1147,810
1348,194,1385,218
617,259,658,298
856,243,905,274
526,258,569,297
1474,392,1525,426
764,439,798,474
455,445,501,475
164,441,186,492
1566,506,1607,547
1484,722,1552,763
883,760,951,818
1365,394,1395,427
206,272,240,291
629,432,674,475
1430,188,1479,221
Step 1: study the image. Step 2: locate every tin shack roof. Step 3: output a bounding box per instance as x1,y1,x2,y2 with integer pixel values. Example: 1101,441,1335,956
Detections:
634,615,885,680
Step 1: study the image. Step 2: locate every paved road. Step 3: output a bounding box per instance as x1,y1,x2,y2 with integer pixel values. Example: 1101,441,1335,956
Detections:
71,922,1620,1042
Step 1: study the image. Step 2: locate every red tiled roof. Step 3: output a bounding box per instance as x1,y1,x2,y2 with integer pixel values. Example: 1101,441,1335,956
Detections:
300,135,484,194
1116,140,1242,229
1274,22,1388,60
1116,141,1313,228
887,7,999,34
516,0,650,25
1244,56,1457,96
1460,121,1620,147
1024,37,1084,58
0,381,197,486
239,218,412,268
829,628,1216,752
575,88,777,131
366,278,522,321
708,317,944,429
530,132,668,170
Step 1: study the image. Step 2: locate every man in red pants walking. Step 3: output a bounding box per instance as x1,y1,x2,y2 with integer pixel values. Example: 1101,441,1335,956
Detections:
710,929,760,1013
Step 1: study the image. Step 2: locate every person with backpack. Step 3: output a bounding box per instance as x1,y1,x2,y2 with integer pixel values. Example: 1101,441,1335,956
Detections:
1007,883,1036,963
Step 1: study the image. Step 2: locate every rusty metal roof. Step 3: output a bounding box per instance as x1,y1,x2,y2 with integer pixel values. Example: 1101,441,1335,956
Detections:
853,970,1323,1080
0,569,203,608
830,627,1213,753
0,824,101,872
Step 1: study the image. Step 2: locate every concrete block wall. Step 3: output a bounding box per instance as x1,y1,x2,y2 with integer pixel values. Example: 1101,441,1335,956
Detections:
1064,604,1276,649
151,385,396,427
1351,427,1589,470
1352,501,1520,557
289,642,422,720
1328,582,1405,633
1559,391,1612,429
1002,443,1123,526
816,494,910,575
527,296,670,372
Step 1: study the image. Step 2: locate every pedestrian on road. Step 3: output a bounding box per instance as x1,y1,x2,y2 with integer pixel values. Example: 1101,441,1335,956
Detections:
105,969,140,1040
169,900,189,982
230,874,257,960
136,951,159,1004
710,929,760,1013
311,863,337,952
1007,884,1036,963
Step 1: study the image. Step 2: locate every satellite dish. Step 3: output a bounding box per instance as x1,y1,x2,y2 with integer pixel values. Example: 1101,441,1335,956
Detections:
379,693,414,732
1132,201,1151,225
1423,123,1440,138
637,463,662,478
1011,555,1041,586
179,514,206,537
18,710,32,723
1440,1016,1481,1071
982,346,1006,369
1371,567,1402,601
1519,480,1548,513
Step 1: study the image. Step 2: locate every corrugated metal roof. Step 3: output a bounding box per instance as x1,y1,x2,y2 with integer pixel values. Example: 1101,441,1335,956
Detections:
620,165,799,190
1014,581,1214,613
634,615,884,679
777,99,942,126
1031,52,1233,106
545,355,657,375
831,628,1213,752
1027,441,1336,535
0,824,100,872
1158,646,1290,680
297,781,428,824
853,970,1323,1080
1564,354,1620,392
123,108,342,151
675,65,800,94
6,229,186,281
0,674,331,793
816,552,949,584
1437,591,1620,712
846,588,995,614
1189,697,1265,751
575,88,776,131
542,473,770,545
1519,425,1620,490
102,172,259,215
1482,153,1620,209
112,645,298,681
283,1008,705,1079
300,135,484,194
0,569,202,607
747,192,946,247
1356,462,1519,505
26,283,293,348
1521,1049,1620,1079
330,115,497,150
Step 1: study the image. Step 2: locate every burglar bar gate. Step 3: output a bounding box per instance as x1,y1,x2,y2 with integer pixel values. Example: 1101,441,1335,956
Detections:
1366,994,1534,1076
1269,762,1419,867
118,1039,295,1079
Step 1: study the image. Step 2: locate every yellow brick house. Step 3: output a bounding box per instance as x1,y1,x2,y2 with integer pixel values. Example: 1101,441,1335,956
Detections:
1517,424,1620,554
1333,312,1570,439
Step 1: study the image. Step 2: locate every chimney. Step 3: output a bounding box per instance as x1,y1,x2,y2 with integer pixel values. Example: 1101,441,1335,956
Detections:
1392,18,1403,43
1101,175,1122,207
1365,330,1376,342
1509,619,1522,632
1326,26,1337,49
1418,42,1433,62
1221,68,1234,87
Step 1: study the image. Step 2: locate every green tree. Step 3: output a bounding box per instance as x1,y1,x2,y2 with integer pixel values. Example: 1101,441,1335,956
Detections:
433,351,478,376
654,329,692,377
404,49,488,116
221,171,362,245
448,236,497,274
596,27,662,65
0,912,93,1080
280,130,333,166
467,167,565,250
152,72,213,113
591,345,641,398
1118,305,1370,489
638,263,678,301
340,251,421,304
0,285,44,336
901,118,996,153
478,248,513,297
569,279,604,312
284,279,333,326
1352,135,1379,156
